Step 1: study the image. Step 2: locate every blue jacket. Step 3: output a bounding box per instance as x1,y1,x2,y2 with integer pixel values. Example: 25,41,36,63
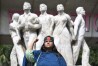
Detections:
23,50,67,66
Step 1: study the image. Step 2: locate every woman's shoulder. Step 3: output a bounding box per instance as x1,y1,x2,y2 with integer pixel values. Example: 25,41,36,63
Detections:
57,55,67,66
33,50,41,52
33,50,42,56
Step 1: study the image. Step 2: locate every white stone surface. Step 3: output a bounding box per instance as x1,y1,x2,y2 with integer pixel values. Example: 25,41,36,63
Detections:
18,2,41,48
9,13,24,66
53,4,74,66
72,7,91,66
35,4,54,50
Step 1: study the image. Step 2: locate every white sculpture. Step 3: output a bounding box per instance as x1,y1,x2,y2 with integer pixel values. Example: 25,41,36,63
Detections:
72,7,91,66
35,3,54,50
9,13,24,66
18,2,41,49
53,4,74,66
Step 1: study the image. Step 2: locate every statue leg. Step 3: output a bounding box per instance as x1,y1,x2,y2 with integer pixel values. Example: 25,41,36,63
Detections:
15,45,24,66
23,32,30,48
12,36,24,66
60,44,74,66
72,40,83,64
10,46,18,66
82,40,91,66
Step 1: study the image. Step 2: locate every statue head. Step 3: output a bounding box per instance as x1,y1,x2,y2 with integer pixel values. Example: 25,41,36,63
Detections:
76,7,85,15
12,13,20,21
39,3,47,12
57,4,64,12
23,2,31,10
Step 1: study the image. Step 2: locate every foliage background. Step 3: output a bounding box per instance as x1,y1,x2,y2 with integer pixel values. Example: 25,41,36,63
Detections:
76,47,98,66
0,45,12,66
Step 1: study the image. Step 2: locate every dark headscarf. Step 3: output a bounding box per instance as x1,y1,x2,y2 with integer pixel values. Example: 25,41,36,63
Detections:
41,36,58,53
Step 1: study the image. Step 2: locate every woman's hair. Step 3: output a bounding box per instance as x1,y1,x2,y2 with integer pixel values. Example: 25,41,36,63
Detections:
41,36,61,56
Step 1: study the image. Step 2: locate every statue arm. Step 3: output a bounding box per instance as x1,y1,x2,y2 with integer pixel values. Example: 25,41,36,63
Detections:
28,18,42,30
9,23,18,35
9,23,16,31
28,23,41,29
67,15,74,38
49,16,54,35
9,24,14,35
17,16,25,30
9,23,21,39
68,20,74,40
74,16,81,39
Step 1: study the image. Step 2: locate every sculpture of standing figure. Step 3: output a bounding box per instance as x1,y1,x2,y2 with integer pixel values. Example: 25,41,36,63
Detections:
53,4,74,66
9,13,24,66
18,2,41,49
36,3,54,50
72,7,91,66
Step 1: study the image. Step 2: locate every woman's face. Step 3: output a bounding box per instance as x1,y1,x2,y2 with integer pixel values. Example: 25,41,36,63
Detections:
44,38,53,48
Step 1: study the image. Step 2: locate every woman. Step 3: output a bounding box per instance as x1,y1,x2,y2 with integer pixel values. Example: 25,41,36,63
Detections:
23,36,67,66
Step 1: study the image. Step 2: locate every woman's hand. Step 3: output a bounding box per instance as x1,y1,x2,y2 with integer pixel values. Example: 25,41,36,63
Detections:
27,38,39,50
34,39,39,43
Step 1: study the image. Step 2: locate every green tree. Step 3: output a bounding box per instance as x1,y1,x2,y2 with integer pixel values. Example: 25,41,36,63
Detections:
0,45,12,66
